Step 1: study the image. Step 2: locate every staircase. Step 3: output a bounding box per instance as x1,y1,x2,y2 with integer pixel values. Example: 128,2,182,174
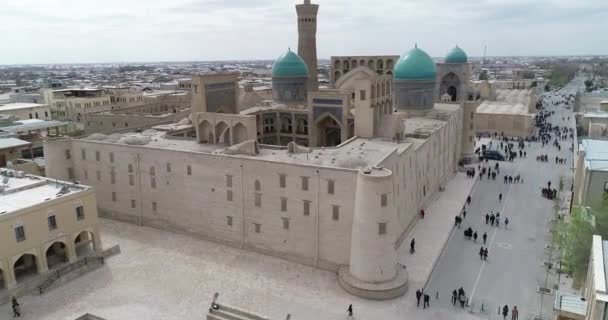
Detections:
207,304,270,320
38,256,105,294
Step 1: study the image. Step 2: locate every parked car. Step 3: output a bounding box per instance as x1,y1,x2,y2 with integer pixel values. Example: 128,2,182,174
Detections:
482,150,505,161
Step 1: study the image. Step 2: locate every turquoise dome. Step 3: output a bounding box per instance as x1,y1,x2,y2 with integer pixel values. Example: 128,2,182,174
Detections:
272,49,308,78
445,46,468,63
393,46,437,80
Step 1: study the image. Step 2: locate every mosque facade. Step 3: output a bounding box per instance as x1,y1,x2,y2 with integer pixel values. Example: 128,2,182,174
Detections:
44,0,481,299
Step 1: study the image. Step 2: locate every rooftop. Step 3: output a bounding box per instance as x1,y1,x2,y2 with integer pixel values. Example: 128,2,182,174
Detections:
477,89,533,115
0,169,90,215
581,139,608,172
0,137,31,150
0,119,69,133
0,103,48,111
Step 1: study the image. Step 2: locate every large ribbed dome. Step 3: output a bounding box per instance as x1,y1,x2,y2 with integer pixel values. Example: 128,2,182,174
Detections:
445,46,468,63
272,49,308,78
393,46,437,80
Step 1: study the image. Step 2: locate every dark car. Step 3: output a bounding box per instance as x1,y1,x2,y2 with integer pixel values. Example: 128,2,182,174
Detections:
482,150,505,161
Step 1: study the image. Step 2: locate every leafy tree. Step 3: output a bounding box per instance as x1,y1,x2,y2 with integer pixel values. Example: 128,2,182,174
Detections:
478,70,489,81
585,80,594,92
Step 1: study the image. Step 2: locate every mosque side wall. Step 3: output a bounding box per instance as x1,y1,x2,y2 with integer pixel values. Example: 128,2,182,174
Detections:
45,139,357,271
377,110,461,246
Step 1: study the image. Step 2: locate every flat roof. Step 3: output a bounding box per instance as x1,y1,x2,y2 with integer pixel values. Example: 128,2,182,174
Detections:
581,139,608,172
0,137,31,150
0,169,90,215
0,120,69,133
554,291,587,316
477,89,533,115
0,103,48,111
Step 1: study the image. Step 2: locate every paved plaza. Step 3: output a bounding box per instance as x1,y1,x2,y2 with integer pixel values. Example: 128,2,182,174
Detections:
1,173,482,320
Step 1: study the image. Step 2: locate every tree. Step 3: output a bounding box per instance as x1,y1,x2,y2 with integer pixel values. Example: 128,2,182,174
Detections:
585,80,594,92
478,70,489,81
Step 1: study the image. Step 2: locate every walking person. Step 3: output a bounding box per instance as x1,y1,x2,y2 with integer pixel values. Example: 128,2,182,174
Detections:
483,232,487,245
479,246,484,260
485,213,489,225
452,290,458,306
496,216,500,227
420,209,425,219
416,289,422,307
467,195,471,205
473,231,478,243
410,238,416,254
11,297,21,318
423,293,430,309
499,193,502,202
502,305,509,320
483,248,488,261
505,217,509,230
347,304,353,318
490,214,495,226
511,306,519,320
462,210,466,219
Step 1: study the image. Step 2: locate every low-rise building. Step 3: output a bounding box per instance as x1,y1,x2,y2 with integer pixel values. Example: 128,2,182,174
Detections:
475,89,537,137
0,103,51,121
0,169,101,290
573,139,608,207
583,235,608,320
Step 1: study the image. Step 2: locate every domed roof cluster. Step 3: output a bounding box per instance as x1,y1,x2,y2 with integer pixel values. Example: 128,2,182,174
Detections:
393,46,437,81
272,49,308,78
445,46,468,63
393,45,469,80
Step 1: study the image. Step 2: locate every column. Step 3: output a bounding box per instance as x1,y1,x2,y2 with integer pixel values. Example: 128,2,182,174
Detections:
66,241,78,262
37,249,49,274
6,261,17,289
93,226,103,253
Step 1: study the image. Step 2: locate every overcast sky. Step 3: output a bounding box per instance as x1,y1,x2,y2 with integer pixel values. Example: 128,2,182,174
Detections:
1,0,607,64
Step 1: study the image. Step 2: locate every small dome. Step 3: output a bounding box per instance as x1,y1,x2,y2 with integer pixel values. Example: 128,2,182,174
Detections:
445,46,468,63
393,46,437,80
272,49,308,78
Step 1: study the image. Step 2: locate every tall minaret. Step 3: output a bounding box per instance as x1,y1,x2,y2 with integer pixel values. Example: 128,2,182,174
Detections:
296,0,319,92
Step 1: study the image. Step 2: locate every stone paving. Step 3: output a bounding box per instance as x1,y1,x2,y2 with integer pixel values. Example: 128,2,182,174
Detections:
2,173,480,320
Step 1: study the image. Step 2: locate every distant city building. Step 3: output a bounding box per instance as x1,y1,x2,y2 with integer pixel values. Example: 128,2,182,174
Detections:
0,103,51,121
573,139,608,207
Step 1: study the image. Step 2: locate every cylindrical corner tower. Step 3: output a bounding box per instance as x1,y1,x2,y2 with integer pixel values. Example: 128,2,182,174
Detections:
296,0,319,93
338,167,408,300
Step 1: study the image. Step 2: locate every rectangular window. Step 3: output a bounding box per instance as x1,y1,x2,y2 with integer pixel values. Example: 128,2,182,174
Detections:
226,174,233,188
110,169,116,184
131,200,136,208
109,152,114,163
381,193,388,207
95,151,100,161
279,174,286,188
128,164,134,173
166,163,171,173
76,206,85,220
332,205,340,221
254,223,261,233
281,197,287,211
360,90,366,100
301,176,309,191
65,149,71,160
48,215,57,231
379,222,387,235
282,217,290,230
150,177,156,188
14,226,25,242
187,165,192,176
67,167,75,180
328,180,335,195
112,192,117,202
96,170,101,181
227,216,233,226
152,202,157,212
303,200,311,216
255,193,262,207
149,166,156,176
227,190,233,202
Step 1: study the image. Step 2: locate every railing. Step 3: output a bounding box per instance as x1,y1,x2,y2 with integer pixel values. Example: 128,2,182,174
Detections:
38,256,105,294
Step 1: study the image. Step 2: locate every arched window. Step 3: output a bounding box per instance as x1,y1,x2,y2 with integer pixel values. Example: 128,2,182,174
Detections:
254,180,261,191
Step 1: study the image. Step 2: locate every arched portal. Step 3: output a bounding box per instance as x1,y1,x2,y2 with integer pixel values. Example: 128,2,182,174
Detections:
439,72,461,102
316,114,342,147
74,231,96,258
214,121,230,145
45,241,68,269
447,85,458,102
280,115,293,134
198,120,212,143
13,254,38,284
233,123,248,144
